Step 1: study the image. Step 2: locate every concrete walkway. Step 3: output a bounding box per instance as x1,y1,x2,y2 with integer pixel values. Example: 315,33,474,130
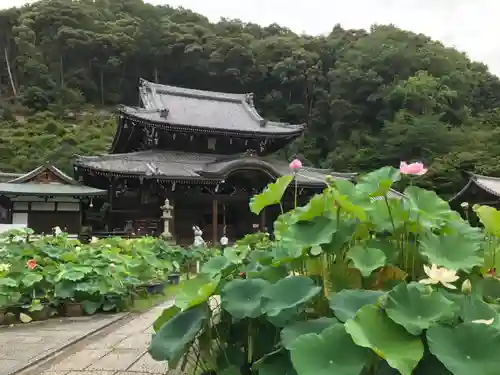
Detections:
26,302,174,375
0,313,128,375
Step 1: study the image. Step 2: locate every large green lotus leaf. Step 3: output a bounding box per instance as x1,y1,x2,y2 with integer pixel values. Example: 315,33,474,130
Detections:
459,295,498,325
427,323,500,375
328,289,386,322
82,300,102,315
385,282,457,335
346,246,387,277
355,166,401,197
364,198,408,233
149,304,207,365
201,255,232,277
419,232,482,271
321,218,358,255
271,238,304,262
473,204,500,237
365,238,400,263
0,277,17,287
262,276,321,316
292,193,331,222
257,352,297,375
403,186,454,228
22,273,43,287
221,278,270,319
281,317,338,349
331,180,368,220
287,215,338,247
250,175,294,215
153,305,181,332
244,262,289,283
174,274,220,310
290,324,370,375
344,305,424,375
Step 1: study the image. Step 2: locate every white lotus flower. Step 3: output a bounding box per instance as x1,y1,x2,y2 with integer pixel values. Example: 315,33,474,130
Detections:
53,226,62,235
91,236,98,243
472,318,494,325
419,264,459,289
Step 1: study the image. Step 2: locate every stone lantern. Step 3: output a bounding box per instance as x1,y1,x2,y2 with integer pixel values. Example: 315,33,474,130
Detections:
160,198,173,241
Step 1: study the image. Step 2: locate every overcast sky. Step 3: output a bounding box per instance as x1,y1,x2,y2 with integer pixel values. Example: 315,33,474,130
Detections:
3,0,499,75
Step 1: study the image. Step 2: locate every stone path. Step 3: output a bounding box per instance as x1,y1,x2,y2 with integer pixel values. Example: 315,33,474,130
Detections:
23,302,174,375
0,313,128,375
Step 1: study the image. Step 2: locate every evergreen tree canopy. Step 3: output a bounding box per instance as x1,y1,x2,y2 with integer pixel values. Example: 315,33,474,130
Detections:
1,0,500,197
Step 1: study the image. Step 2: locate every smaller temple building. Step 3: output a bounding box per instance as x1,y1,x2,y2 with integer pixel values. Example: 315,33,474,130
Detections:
0,163,106,235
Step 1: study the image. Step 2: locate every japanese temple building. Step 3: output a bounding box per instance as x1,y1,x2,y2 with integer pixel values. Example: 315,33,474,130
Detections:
0,163,106,235
73,79,358,244
74,80,406,244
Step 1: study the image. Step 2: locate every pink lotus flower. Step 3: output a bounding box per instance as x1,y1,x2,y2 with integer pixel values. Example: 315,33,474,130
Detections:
289,159,302,170
26,259,37,270
400,161,427,176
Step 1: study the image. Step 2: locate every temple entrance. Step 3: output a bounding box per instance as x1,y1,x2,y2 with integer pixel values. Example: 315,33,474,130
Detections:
172,169,274,246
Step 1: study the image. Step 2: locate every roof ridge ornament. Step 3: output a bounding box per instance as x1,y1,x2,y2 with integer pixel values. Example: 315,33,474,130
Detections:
245,93,255,106
159,108,169,119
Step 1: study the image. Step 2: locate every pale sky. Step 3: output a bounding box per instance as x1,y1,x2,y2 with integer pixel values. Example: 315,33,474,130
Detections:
3,0,500,75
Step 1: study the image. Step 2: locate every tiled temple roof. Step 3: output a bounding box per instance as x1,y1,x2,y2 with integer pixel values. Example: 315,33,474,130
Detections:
120,79,305,137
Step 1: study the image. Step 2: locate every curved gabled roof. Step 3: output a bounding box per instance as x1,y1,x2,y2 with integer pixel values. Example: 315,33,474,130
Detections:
9,164,77,185
449,172,500,202
126,79,305,136
74,150,348,187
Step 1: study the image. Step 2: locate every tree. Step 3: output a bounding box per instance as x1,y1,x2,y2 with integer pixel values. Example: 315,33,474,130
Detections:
0,0,499,197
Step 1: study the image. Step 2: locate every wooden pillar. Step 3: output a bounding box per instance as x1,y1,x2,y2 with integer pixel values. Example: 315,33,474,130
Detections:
212,199,218,245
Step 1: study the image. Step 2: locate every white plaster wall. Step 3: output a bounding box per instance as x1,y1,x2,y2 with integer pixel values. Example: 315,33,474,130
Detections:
12,212,28,225
30,202,55,211
57,203,80,211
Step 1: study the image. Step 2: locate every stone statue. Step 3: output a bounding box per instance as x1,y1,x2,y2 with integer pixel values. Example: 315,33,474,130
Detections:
161,198,173,240
192,225,206,247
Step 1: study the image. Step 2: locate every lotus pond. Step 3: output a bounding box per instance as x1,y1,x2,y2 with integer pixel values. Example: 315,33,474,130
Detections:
148,166,500,375
0,232,218,323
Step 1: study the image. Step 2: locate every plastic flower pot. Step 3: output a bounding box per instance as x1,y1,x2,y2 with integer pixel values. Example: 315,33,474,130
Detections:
167,273,180,285
145,282,166,295
24,305,51,321
63,302,84,317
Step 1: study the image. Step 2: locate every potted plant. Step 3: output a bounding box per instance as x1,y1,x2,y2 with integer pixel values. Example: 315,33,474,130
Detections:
147,166,500,375
22,297,52,321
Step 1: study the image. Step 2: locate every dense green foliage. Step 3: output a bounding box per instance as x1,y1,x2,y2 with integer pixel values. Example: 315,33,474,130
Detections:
0,232,201,320
149,168,500,375
2,0,500,194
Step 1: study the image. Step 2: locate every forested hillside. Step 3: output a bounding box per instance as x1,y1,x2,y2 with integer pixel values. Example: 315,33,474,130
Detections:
2,0,500,196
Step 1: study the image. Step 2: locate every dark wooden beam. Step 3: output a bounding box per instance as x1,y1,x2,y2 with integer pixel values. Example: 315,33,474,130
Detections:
212,199,218,245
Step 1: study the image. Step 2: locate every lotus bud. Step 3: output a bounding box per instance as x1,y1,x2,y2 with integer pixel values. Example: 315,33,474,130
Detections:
325,175,335,184
461,279,472,294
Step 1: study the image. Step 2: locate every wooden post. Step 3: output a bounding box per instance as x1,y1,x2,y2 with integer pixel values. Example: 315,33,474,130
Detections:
260,208,266,232
212,199,218,245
